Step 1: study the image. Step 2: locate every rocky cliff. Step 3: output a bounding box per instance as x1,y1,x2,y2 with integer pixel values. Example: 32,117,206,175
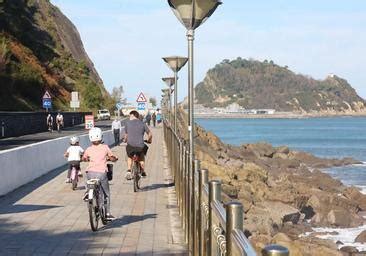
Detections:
195,58,366,114
176,109,366,255
0,0,110,111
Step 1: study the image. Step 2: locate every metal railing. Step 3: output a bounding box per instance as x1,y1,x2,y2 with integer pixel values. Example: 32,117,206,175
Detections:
163,122,289,256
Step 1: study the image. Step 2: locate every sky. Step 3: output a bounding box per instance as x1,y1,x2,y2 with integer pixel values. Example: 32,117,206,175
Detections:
51,0,366,103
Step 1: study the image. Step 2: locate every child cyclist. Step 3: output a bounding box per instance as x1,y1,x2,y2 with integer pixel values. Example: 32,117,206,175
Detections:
64,136,84,183
82,127,118,221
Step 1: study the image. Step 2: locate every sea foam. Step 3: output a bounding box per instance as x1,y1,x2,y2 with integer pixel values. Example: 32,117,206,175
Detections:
301,225,366,251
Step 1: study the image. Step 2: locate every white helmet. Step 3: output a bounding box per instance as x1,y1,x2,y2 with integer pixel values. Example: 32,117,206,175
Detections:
70,136,79,145
89,127,102,142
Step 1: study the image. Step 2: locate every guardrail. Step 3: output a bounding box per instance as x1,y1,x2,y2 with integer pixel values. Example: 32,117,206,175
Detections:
163,122,289,256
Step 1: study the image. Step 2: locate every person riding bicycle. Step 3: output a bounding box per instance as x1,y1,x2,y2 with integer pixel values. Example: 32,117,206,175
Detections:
56,112,64,132
64,136,84,183
82,127,118,221
124,110,152,179
47,114,53,132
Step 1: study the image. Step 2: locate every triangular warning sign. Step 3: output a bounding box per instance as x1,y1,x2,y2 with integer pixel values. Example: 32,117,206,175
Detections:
43,91,51,99
136,92,147,103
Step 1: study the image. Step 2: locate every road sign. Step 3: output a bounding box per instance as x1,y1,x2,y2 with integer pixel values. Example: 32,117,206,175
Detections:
43,91,51,99
116,102,123,110
70,101,80,109
85,115,94,130
137,102,146,111
43,98,52,109
71,91,79,101
136,92,147,103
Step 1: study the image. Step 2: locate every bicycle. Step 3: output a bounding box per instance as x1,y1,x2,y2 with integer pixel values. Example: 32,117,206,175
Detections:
130,140,150,192
56,121,63,133
70,163,79,190
85,161,115,232
86,178,108,231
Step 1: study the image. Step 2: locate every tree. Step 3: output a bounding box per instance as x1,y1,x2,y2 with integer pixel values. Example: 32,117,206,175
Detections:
149,97,157,107
111,85,127,105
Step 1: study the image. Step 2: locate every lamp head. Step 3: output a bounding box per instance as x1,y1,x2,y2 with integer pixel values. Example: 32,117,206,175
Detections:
162,56,188,72
168,0,222,30
162,77,176,87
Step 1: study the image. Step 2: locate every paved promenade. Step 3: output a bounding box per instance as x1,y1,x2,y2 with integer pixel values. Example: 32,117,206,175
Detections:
0,127,187,255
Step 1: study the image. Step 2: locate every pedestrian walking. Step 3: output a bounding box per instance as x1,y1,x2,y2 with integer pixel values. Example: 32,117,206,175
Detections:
145,112,151,126
152,112,156,127
111,117,122,146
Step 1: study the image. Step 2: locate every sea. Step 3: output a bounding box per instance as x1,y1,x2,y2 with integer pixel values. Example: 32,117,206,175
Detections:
197,117,366,191
197,116,366,250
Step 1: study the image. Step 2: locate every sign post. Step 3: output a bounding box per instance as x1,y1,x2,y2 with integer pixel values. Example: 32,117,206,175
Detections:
42,91,52,112
85,115,94,130
136,92,147,113
70,91,80,111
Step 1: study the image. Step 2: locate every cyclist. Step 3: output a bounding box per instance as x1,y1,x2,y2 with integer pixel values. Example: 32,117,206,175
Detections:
56,112,64,132
64,136,84,183
47,114,53,132
124,110,152,179
82,127,118,221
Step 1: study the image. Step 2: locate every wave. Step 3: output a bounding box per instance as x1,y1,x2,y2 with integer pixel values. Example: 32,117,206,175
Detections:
300,225,366,251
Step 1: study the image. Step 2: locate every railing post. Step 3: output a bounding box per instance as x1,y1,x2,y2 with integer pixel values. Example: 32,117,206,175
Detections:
262,245,289,256
193,159,200,255
198,169,208,256
226,202,244,256
209,180,221,255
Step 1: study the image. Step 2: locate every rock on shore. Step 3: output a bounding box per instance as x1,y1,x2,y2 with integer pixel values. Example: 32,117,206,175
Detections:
176,109,366,255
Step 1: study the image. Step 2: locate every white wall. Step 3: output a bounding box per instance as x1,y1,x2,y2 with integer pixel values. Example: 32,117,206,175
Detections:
0,130,114,196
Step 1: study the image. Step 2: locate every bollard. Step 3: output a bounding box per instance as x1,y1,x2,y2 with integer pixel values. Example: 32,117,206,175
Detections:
208,180,221,255
226,202,244,256
262,245,289,256
199,169,208,256
1,121,4,138
193,159,200,255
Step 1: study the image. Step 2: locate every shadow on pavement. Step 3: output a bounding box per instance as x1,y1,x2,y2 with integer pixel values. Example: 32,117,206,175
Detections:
102,214,158,230
0,204,61,214
0,164,67,206
141,183,174,192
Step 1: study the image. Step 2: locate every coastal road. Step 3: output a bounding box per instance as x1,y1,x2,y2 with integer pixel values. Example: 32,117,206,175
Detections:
0,119,126,151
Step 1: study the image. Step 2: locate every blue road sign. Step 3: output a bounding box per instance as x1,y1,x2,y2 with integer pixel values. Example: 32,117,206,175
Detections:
137,102,146,111
116,102,123,110
43,98,52,109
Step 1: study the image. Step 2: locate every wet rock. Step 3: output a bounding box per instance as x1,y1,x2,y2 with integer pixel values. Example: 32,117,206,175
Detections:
355,230,366,243
340,246,359,253
343,187,366,211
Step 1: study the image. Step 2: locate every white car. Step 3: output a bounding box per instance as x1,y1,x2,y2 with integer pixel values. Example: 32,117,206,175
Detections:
97,109,111,120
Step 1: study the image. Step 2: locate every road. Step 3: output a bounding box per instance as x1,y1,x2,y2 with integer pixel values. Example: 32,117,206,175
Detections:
0,120,125,151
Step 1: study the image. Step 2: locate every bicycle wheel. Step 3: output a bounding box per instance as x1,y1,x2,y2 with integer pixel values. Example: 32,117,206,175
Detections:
88,195,99,231
71,169,77,190
100,193,108,225
132,163,139,192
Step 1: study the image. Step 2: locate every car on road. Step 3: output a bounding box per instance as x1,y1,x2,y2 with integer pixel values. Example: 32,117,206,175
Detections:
97,109,111,120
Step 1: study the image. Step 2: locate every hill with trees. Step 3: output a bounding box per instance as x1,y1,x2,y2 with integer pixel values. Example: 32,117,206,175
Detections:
195,58,366,113
0,0,112,111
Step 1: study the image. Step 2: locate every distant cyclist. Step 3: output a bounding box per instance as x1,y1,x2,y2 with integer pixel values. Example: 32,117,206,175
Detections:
124,110,152,179
82,127,118,221
56,112,64,132
47,114,53,132
64,136,84,183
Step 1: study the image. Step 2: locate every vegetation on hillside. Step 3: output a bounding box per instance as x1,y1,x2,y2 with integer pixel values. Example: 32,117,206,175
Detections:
0,0,112,112
195,58,365,112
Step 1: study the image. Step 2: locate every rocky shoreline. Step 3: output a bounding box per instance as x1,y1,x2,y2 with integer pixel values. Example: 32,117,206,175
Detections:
176,109,366,255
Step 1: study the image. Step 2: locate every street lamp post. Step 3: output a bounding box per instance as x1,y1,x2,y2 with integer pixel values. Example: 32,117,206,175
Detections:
167,1,222,255
167,0,222,165
162,78,175,125
162,56,188,132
